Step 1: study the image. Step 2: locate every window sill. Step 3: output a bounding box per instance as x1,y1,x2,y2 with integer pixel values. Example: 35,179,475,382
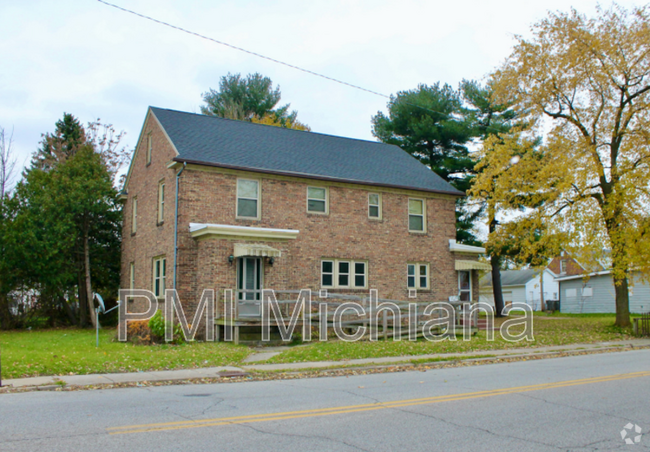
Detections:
235,217,261,222
321,287,368,292
408,230,427,235
307,211,329,216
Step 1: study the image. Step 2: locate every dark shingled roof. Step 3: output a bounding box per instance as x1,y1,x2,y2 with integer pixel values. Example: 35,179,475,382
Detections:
151,107,463,195
480,269,539,288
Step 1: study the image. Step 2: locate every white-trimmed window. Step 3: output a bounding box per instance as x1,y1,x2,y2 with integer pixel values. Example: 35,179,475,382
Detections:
129,262,135,290
146,135,152,165
131,197,138,234
321,259,367,289
368,193,381,219
338,261,350,287
560,260,567,274
157,180,165,224
353,262,366,287
307,186,328,213
408,198,425,232
153,256,166,298
237,179,260,219
407,263,429,289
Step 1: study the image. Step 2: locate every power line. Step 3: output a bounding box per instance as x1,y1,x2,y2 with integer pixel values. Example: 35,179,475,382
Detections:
97,0,509,133
97,0,391,100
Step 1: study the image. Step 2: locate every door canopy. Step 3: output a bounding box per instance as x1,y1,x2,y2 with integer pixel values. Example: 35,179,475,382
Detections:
234,243,282,258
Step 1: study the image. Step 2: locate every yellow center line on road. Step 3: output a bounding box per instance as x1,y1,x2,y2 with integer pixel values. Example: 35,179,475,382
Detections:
107,370,650,435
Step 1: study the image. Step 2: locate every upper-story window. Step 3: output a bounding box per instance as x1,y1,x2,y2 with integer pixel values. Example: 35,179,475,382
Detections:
146,135,152,166
153,256,166,299
368,193,381,219
157,180,165,224
237,179,260,219
131,197,138,234
307,186,328,214
408,198,426,232
560,260,567,274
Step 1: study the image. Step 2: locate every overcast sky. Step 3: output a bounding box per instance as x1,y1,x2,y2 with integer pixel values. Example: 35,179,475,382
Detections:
0,0,642,179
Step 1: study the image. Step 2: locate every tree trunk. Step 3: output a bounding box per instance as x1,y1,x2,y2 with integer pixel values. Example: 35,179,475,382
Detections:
61,296,77,325
0,292,13,330
84,229,97,329
600,187,631,327
491,254,505,317
613,274,631,328
487,204,505,317
78,269,87,327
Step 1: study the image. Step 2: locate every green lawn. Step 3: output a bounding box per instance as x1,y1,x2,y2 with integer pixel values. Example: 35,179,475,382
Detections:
0,329,251,379
264,314,635,364
0,315,637,379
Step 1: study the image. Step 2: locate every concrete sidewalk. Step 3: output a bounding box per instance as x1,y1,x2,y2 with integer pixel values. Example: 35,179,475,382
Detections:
3,339,650,389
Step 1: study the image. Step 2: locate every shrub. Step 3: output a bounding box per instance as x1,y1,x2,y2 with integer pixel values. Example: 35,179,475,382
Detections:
126,320,152,345
148,310,184,344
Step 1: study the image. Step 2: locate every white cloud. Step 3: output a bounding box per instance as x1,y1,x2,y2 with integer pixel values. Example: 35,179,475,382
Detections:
0,0,641,175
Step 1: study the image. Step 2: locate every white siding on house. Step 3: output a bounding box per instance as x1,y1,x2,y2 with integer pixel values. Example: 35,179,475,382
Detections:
559,272,650,313
481,269,558,311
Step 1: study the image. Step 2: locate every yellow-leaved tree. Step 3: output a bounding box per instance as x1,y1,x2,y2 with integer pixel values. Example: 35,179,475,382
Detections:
483,5,650,327
251,112,311,131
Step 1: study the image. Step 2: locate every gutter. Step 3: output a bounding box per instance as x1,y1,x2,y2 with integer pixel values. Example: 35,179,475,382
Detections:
172,157,465,197
173,162,187,289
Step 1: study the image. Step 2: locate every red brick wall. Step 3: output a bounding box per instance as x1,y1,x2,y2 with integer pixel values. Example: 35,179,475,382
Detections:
174,167,467,312
122,111,481,317
548,255,584,276
120,111,178,311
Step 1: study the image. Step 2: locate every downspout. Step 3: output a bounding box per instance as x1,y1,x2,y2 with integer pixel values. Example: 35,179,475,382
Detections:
173,162,186,289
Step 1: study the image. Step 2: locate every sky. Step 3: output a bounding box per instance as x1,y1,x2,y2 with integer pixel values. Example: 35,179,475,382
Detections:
0,0,643,180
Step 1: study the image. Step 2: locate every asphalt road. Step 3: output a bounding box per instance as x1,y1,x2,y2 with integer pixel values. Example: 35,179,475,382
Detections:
1,350,649,452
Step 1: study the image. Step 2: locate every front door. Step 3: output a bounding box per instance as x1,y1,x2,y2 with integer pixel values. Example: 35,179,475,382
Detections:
459,270,472,302
237,257,263,317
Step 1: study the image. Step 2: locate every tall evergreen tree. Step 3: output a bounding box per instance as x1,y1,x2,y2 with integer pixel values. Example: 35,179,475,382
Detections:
372,83,478,244
9,115,122,327
461,79,518,315
30,113,86,171
201,72,309,129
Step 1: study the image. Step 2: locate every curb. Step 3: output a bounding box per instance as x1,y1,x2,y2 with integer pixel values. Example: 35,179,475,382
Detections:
2,343,648,393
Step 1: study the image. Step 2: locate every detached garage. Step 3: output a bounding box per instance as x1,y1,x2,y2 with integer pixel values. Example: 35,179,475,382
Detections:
558,271,650,314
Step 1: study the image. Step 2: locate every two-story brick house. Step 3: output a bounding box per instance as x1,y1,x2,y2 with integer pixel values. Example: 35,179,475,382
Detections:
120,107,487,318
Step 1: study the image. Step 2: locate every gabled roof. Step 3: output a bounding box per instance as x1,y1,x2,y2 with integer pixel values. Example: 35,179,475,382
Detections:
150,107,463,195
480,269,539,288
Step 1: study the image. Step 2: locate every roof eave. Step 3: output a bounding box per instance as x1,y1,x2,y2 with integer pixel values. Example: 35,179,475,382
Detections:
173,157,465,197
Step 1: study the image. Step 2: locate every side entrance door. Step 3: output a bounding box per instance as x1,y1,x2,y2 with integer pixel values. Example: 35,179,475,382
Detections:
237,257,263,317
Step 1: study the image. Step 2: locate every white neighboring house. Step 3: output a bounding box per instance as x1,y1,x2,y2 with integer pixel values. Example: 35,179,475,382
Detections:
479,268,559,311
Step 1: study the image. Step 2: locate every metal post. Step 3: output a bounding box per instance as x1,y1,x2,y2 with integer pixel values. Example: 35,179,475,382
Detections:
96,308,100,347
